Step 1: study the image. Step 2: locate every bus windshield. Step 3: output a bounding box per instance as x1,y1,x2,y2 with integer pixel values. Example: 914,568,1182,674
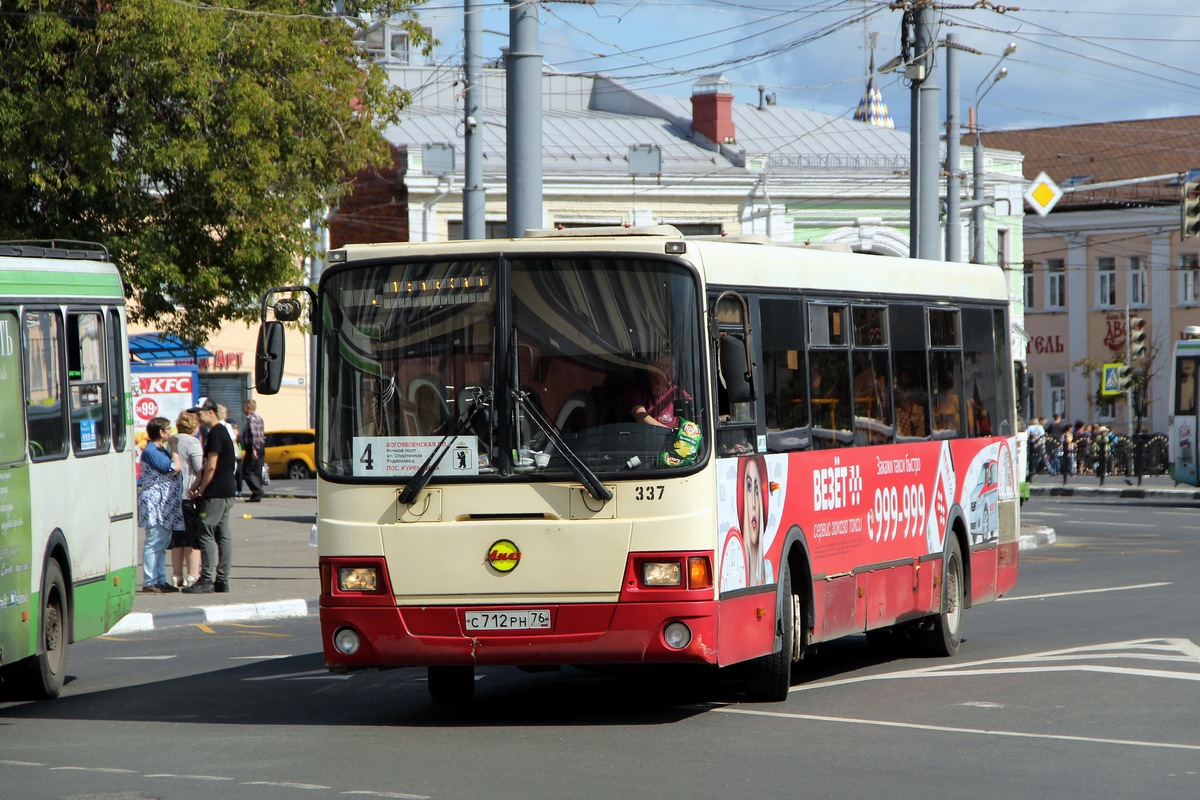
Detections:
318,255,706,481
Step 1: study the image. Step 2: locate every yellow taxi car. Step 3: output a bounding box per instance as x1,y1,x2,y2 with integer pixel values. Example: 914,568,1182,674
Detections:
263,429,316,480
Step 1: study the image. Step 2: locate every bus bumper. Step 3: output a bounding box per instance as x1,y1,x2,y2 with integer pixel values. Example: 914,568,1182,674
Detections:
319,601,720,669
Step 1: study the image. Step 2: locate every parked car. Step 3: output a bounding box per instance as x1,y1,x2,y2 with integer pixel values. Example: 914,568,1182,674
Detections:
264,429,316,480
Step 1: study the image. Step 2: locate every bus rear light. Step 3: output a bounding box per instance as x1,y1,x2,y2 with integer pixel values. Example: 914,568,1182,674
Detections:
338,566,380,592
333,627,361,655
663,622,692,649
687,557,712,589
641,561,682,586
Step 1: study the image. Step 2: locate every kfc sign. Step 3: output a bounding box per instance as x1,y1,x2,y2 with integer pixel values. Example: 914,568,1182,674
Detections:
138,375,194,394
132,369,196,439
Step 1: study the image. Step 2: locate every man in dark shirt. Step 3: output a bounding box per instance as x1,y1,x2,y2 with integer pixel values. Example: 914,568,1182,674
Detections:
1047,413,1069,438
183,397,237,594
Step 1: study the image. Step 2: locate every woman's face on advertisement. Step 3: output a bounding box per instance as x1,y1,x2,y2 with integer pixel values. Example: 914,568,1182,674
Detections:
743,460,762,547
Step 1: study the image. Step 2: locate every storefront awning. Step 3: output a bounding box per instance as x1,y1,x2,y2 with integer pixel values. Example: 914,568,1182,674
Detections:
129,333,214,363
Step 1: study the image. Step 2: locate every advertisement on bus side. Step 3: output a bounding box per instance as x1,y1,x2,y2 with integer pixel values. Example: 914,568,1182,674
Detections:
716,437,1018,593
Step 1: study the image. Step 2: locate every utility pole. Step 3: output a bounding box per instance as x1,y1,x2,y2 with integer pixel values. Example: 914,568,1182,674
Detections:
944,34,961,262
463,0,485,239
506,0,542,238
910,2,941,260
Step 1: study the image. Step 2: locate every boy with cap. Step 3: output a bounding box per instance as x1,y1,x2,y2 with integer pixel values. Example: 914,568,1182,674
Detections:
182,397,237,593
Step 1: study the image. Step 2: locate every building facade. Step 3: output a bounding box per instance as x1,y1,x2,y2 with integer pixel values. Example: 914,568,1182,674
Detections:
985,118,1200,433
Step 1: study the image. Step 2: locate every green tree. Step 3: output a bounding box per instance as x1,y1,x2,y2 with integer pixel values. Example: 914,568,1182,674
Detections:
0,0,426,341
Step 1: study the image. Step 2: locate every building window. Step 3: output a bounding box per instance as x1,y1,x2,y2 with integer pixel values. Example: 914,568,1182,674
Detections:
1128,256,1147,306
1047,258,1065,308
1181,253,1199,305
1097,257,1116,307
447,220,510,240
1024,261,1035,309
1047,372,1066,419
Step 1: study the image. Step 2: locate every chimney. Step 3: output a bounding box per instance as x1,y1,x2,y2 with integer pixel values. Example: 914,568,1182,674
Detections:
691,75,736,145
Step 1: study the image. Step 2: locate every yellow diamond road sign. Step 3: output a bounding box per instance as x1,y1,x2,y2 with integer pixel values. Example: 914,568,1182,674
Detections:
1025,171,1063,217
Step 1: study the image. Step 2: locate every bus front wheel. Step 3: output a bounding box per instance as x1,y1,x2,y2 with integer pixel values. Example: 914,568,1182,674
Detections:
744,566,798,702
8,560,68,700
428,665,475,705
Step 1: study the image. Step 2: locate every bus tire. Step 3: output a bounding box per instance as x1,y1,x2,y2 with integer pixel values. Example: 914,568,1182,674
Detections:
744,566,796,702
9,560,68,700
428,665,475,705
914,537,964,657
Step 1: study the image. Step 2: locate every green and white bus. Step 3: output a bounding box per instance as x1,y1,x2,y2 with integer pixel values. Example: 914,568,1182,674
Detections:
0,241,136,700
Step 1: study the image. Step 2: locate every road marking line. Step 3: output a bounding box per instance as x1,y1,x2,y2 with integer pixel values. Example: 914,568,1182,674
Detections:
229,654,293,660
0,760,45,767
106,655,178,661
340,792,433,799
50,766,138,773
144,773,234,781
715,707,1200,751
999,581,1170,601
244,781,331,790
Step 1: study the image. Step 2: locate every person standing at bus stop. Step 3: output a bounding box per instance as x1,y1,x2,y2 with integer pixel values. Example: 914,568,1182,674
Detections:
183,397,237,594
241,398,267,502
138,417,183,593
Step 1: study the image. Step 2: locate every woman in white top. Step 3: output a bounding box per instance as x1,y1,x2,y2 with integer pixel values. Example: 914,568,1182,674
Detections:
170,410,206,587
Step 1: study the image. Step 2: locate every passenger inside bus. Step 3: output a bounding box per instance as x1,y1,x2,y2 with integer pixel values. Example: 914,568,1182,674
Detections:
893,362,928,438
628,352,689,429
932,369,962,436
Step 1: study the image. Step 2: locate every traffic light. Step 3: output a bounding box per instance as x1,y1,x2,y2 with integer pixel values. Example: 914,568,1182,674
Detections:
1182,181,1200,239
1117,365,1133,393
1129,315,1147,361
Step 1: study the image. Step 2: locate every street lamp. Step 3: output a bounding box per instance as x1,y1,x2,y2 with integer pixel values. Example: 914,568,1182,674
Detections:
971,42,1016,264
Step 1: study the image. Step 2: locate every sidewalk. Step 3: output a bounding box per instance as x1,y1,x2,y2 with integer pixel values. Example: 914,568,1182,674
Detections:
111,481,319,634
111,479,1058,633
1028,471,1200,500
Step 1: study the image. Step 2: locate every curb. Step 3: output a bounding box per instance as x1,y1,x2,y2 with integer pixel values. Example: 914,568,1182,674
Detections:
1019,525,1056,550
1030,486,1200,500
109,598,320,634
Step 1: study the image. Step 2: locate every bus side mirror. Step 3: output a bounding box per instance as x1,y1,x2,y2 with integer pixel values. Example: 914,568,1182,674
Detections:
255,321,285,395
720,333,755,404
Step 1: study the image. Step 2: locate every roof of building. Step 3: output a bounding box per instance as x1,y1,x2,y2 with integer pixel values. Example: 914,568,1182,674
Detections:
981,117,1200,211
383,66,913,179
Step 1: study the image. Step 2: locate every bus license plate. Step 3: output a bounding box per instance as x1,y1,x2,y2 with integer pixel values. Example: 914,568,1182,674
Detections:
464,609,551,631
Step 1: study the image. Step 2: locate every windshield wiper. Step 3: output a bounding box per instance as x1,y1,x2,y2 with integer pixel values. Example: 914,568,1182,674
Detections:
515,390,612,503
398,390,489,506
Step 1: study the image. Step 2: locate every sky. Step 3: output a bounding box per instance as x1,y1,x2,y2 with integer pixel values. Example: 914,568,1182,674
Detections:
410,0,1200,133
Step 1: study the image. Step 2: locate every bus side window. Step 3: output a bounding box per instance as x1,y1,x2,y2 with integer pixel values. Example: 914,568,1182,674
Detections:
808,302,852,449
928,308,964,439
68,310,109,454
0,310,27,464
107,308,128,451
890,304,930,441
759,297,809,453
24,309,68,460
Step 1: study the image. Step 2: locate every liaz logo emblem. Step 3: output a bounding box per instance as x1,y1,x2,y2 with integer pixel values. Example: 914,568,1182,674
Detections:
486,540,521,573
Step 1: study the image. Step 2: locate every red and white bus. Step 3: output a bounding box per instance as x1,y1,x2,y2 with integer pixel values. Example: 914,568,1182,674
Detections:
256,226,1020,703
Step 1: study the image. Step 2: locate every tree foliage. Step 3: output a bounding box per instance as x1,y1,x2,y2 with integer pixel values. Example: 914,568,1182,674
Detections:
0,0,425,341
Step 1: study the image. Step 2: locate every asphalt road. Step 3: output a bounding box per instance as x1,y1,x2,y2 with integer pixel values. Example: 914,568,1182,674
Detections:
2,495,1198,800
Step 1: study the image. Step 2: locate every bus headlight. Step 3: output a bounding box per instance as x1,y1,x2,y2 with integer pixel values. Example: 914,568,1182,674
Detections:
663,622,692,649
333,627,360,655
337,566,379,592
642,561,682,586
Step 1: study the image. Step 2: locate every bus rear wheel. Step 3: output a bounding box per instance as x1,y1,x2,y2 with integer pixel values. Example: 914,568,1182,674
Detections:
744,566,798,702
8,560,68,700
914,537,964,657
427,665,475,705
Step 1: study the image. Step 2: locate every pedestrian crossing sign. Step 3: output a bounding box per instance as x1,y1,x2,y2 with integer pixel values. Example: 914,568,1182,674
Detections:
1102,362,1123,396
